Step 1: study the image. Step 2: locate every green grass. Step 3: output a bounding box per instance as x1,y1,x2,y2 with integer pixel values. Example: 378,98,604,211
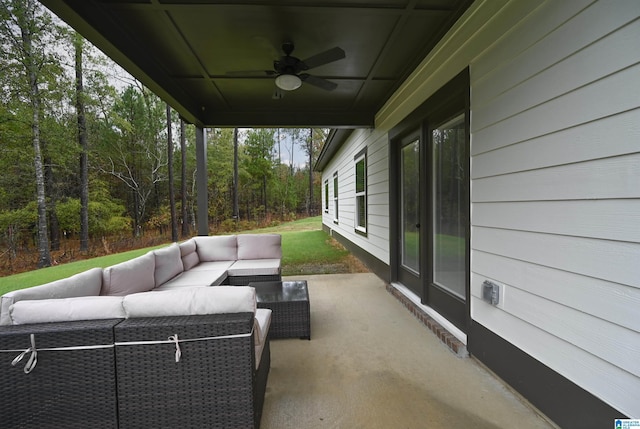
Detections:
0,216,354,294
280,229,350,275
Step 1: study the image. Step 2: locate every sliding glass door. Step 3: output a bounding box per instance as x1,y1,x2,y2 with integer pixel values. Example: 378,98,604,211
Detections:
390,69,470,332
427,113,469,332
397,133,422,296
431,114,466,300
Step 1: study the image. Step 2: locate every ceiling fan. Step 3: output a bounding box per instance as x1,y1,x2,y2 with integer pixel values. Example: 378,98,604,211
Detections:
228,41,345,98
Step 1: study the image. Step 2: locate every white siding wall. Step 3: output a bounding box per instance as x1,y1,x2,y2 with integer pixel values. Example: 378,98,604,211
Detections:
470,0,640,418
321,0,639,416
321,129,390,264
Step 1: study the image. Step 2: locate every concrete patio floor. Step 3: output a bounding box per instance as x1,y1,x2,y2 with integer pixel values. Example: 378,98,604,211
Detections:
261,273,557,429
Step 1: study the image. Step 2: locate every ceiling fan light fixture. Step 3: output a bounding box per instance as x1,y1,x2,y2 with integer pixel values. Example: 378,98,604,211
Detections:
275,74,302,91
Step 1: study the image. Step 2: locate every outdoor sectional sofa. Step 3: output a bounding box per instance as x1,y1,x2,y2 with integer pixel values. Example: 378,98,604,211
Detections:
0,233,282,429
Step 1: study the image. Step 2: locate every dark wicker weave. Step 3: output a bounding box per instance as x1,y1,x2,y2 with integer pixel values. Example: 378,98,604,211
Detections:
114,313,269,429
0,319,122,429
228,273,282,286
251,281,311,340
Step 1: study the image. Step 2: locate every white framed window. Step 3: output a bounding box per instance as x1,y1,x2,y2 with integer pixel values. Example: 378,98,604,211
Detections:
354,148,367,234
333,172,339,223
324,179,329,213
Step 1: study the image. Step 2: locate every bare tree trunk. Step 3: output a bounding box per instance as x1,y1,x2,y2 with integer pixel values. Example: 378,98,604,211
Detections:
277,128,281,164
75,33,89,252
44,154,60,251
133,187,140,237
180,119,189,238
167,104,178,242
308,128,313,216
263,175,267,219
20,0,50,268
233,128,239,223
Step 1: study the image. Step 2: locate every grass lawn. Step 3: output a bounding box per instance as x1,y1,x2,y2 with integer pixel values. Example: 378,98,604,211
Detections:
0,216,367,295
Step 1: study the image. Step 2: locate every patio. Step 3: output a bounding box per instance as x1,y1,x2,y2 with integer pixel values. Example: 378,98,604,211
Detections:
262,273,556,429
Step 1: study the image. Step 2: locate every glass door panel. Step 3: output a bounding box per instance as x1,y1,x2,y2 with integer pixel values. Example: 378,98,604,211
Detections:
401,140,420,273
432,115,466,300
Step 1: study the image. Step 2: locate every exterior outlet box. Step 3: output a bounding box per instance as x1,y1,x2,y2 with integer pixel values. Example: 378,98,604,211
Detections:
482,280,500,306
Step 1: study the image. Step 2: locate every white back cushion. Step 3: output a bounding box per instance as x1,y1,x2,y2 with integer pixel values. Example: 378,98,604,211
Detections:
0,268,103,326
237,234,282,260
123,286,256,318
153,243,184,287
194,235,237,261
179,239,199,270
101,252,155,296
10,296,125,325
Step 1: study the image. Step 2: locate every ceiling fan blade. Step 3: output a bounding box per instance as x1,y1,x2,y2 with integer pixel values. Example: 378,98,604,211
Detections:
300,74,338,91
226,70,276,77
300,47,345,70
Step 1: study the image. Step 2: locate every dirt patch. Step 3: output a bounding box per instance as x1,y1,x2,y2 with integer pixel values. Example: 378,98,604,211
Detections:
282,232,371,276
284,254,370,276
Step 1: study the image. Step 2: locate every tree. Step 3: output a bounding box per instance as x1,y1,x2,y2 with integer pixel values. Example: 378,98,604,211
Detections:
166,103,177,242
307,128,313,215
307,128,327,214
0,0,61,267
242,128,275,220
74,32,89,252
179,118,189,237
206,128,234,226
98,85,167,236
232,128,239,222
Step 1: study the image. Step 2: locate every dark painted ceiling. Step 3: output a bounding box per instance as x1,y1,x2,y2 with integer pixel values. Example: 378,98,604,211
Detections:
40,0,471,128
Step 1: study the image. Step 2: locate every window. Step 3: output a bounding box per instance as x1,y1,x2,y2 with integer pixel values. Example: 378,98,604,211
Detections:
333,172,339,223
354,149,367,234
432,114,466,299
324,180,329,213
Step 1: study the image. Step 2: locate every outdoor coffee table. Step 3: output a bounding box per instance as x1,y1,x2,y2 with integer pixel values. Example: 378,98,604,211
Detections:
249,280,310,340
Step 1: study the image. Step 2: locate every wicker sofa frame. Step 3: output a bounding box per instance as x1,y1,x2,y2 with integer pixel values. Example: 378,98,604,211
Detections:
0,312,269,429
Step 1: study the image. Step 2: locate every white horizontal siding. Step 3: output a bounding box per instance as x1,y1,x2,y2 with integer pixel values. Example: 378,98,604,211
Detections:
472,273,640,377
471,297,640,418
473,16,640,132
322,0,639,417
473,153,640,202
471,0,640,417
321,129,390,264
472,227,639,289
473,200,640,243
472,0,638,113
472,62,640,155
473,251,640,333
472,108,640,179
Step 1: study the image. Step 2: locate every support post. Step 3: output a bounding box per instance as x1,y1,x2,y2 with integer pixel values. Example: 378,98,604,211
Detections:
195,126,208,236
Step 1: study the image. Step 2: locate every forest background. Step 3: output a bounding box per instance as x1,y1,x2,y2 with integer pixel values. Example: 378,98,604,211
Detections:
0,0,327,276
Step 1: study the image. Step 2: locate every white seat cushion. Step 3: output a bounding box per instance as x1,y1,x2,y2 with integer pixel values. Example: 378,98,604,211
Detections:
123,286,256,318
254,308,272,369
254,308,271,347
227,259,281,277
187,260,234,272
155,268,227,290
10,296,125,325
